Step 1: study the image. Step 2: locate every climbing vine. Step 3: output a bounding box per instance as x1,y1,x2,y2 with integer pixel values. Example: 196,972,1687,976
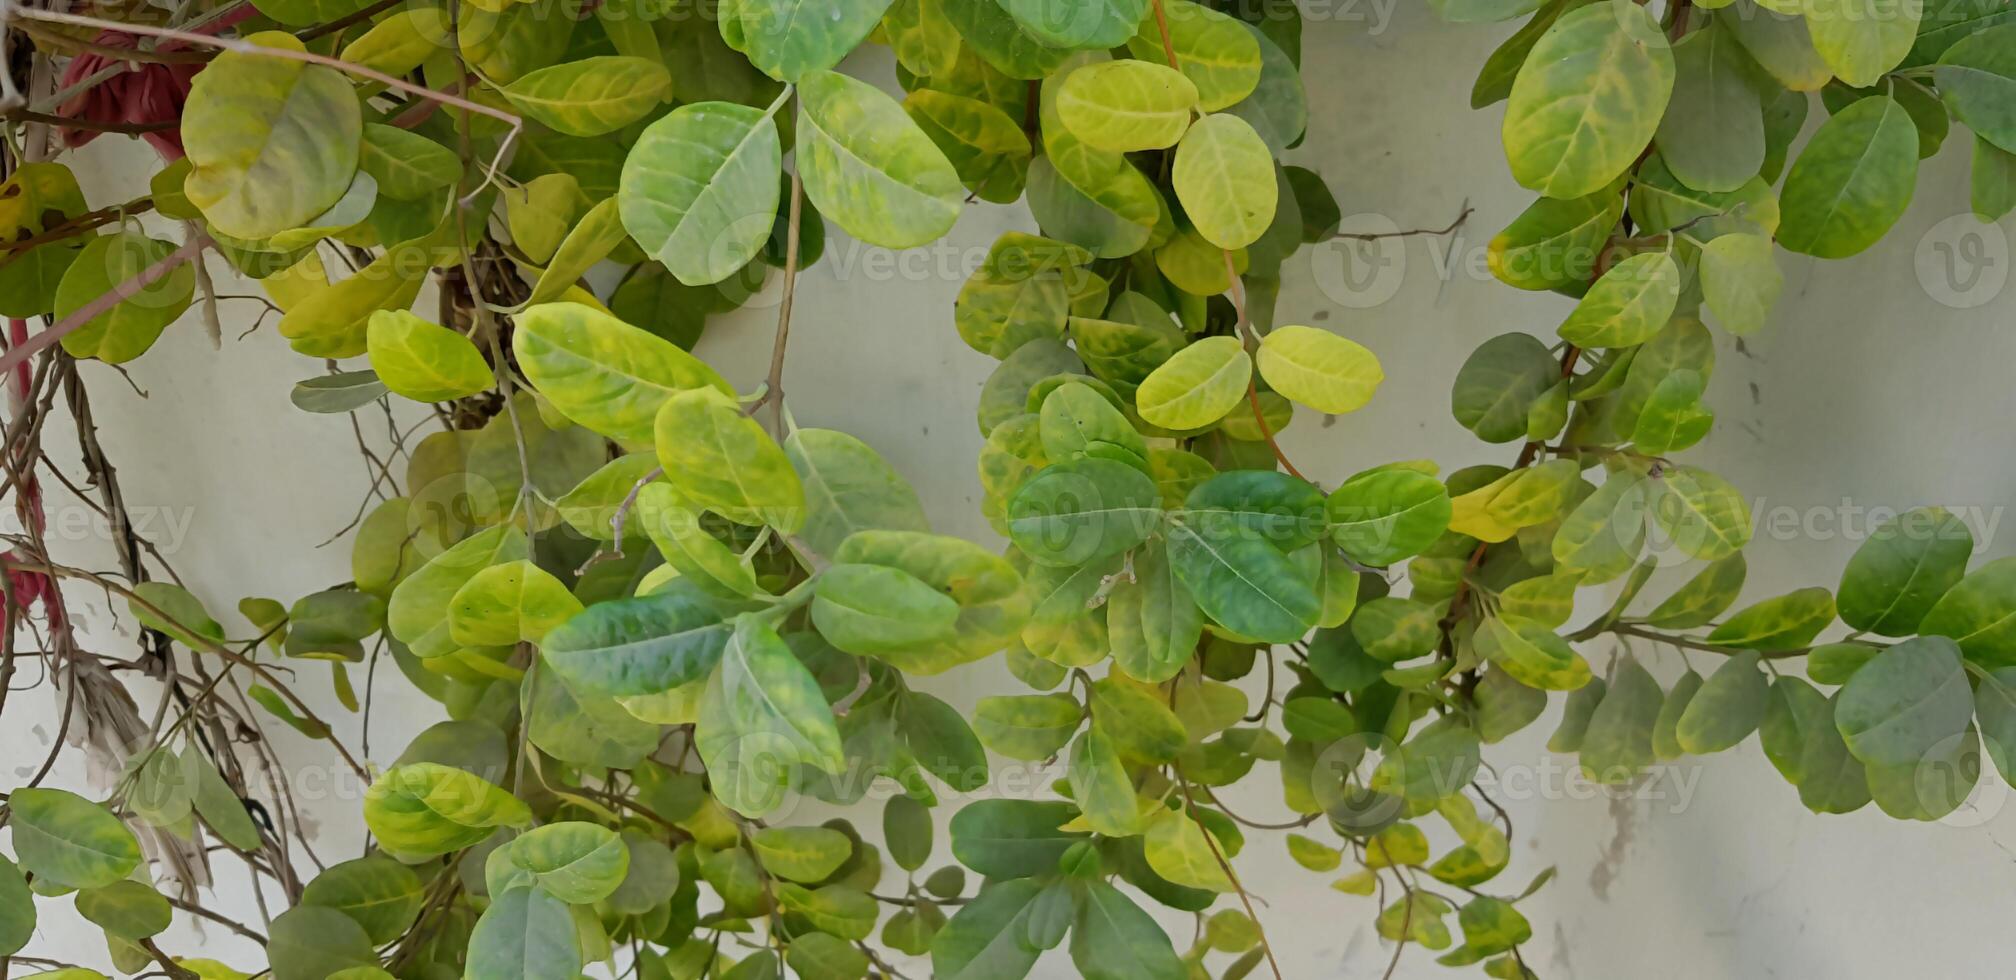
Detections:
0,0,2011,977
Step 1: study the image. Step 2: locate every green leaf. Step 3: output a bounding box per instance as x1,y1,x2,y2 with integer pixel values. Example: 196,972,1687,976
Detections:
735,0,894,81
1451,333,1558,443
1807,0,1919,87
501,56,669,137
9,789,141,889
300,857,424,945
1836,506,1975,636
1487,189,1622,289
1173,113,1278,250
1108,540,1205,682
799,69,964,248
884,794,934,872
1090,679,1188,763
949,799,1086,878
1371,718,1482,802
467,886,581,980
1758,675,1828,785
1778,95,1919,258
1973,136,2016,220
1920,556,2016,667
1056,60,1198,152
1834,635,1974,768
76,880,170,940
1501,1,1673,198
1706,587,1835,651
1327,466,1453,566
655,386,806,531
508,822,630,903
182,32,361,238
812,562,962,655
1675,650,1769,754
696,617,847,816
618,102,782,286
1578,658,1663,783
1068,728,1140,836
1646,553,1746,629
1069,880,1188,980
0,857,30,956
834,530,1030,673
1125,0,1262,110
931,879,1044,980
1039,380,1148,465
1547,676,1605,751
787,932,872,980
542,588,731,696
1556,251,1680,348
359,124,459,201
1136,335,1253,430
365,311,491,403
1973,668,2016,785
786,428,932,557
514,301,732,445
1007,457,1162,566
1697,232,1782,336
1166,519,1320,643
362,763,531,858
54,233,195,364
752,826,854,882
974,694,1084,760
1797,693,1872,813
267,906,377,980
1652,21,1765,192
1654,672,1704,757
1182,470,1327,551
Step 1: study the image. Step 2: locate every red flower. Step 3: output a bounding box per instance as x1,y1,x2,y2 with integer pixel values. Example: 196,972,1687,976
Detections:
54,6,256,162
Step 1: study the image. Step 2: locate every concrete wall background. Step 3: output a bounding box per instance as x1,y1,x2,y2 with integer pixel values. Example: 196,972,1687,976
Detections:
9,4,2016,976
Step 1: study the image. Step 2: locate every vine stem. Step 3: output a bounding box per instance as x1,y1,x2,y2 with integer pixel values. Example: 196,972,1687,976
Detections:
2,559,372,781
751,170,804,436
1222,235,1306,481
1176,771,1284,980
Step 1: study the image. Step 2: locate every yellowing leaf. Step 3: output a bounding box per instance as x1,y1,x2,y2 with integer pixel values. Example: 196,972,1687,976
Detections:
654,387,806,532
1173,113,1277,250
183,32,362,239
501,56,669,137
619,102,783,286
1136,335,1253,430
1501,1,1673,199
1056,60,1199,152
1255,325,1383,414
798,70,964,247
513,301,732,445
366,311,492,402
1125,0,1261,111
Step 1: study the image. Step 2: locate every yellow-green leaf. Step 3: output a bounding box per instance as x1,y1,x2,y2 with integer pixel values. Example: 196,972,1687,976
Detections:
1055,60,1199,152
182,32,362,239
1255,324,1383,414
1172,113,1277,250
366,311,492,402
1136,335,1253,430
